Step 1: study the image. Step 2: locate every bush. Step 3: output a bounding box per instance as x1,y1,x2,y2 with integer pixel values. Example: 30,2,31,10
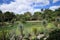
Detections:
46,29,60,40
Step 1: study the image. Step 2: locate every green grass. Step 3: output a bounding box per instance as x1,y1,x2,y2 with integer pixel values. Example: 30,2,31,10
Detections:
15,22,44,35
0,21,58,35
15,22,56,34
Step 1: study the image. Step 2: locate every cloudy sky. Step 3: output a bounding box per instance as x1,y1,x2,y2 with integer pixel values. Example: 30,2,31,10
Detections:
0,0,60,14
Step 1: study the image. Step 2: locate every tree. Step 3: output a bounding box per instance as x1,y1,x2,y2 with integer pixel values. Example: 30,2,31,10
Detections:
0,10,2,13
43,9,53,22
33,12,42,20
54,8,60,17
16,14,21,21
53,8,60,27
0,10,4,22
24,12,32,21
4,11,15,22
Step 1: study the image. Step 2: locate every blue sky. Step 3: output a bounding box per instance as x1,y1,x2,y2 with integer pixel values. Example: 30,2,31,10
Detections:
0,0,60,14
0,0,14,4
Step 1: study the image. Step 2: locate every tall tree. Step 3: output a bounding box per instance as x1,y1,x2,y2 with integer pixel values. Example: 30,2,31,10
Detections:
53,8,60,27
24,12,32,21
43,9,53,22
54,8,60,17
4,11,15,22
33,12,42,20
0,10,4,22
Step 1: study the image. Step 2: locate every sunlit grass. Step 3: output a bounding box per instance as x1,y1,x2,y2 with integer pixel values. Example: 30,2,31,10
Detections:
0,21,58,36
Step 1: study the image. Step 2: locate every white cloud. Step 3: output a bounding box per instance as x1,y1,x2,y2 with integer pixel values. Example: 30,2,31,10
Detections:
0,0,50,14
53,0,60,3
49,6,60,11
34,0,49,6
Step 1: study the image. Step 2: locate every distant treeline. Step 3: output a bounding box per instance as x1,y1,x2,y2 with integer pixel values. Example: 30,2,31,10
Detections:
0,8,60,22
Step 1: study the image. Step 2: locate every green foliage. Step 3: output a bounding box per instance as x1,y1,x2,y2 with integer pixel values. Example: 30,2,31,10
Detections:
46,23,56,30
33,12,42,20
44,23,57,35
0,8,60,22
24,12,32,21
32,28,37,35
0,8,60,40
0,11,16,22
46,29,60,40
4,11,16,22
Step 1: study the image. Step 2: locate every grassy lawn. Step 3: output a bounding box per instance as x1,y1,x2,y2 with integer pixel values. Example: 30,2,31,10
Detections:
0,21,57,35
15,21,57,35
